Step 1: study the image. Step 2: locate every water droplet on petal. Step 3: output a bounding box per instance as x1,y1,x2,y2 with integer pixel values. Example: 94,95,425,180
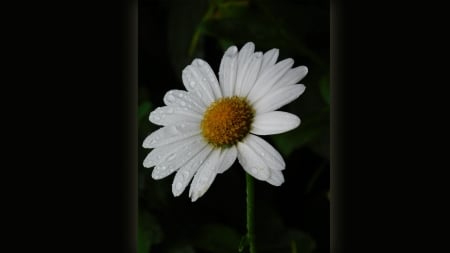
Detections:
167,95,175,102
167,153,176,161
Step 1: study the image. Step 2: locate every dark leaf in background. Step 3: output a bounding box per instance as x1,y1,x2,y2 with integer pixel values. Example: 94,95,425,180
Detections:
194,223,241,253
167,0,210,76
319,75,330,105
139,101,152,121
138,210,163,253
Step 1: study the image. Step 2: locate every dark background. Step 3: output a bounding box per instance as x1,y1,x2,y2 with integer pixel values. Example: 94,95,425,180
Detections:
139,0,330,252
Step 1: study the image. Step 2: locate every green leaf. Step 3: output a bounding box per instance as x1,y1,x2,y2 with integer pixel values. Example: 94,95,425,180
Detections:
194,223,241,253
167,0,210,75
138,210,163,253
213,0,249,20
284,229,316,253
319,75,330,105
138,101,152,121
238,234,249,252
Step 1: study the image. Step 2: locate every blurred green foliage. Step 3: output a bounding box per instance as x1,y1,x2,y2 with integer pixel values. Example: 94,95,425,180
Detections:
139,0,329,252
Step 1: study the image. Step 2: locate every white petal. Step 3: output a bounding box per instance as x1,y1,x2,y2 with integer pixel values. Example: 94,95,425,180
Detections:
142,123,200,148
234,42,255,96
274,66,308,88
243,134,285,171
247,58,294,103
151,138,207,180
182,63,215,106
237,52,263,97
149,106,202,126
189,148,222,201
260,48,279,73
192,59,222,99
143,135,202,168
267,169,285,186
252,84,306,113
217,146,237,174
163,90,206,114
172,145,213,197
219,46,238,97
237,141,271,181
251,111,300,135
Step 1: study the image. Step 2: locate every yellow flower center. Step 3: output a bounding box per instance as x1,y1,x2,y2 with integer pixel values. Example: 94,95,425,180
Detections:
201,96,254,148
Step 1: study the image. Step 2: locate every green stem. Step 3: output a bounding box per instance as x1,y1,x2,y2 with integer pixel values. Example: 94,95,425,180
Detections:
246,173,256,253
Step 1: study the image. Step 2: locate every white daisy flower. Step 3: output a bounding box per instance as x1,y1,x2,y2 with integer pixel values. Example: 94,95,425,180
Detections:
143,42,307,201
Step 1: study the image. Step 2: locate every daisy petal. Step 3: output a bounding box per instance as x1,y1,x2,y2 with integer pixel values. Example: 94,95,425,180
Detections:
172,146,213,197
247,58,294,103
182,63,216,105
252,84,306,113
189,148,222,201
243,134,285,171
217,146,237,174
274,66,308,88
260,48,279,73
237,141,271,181
235,42,255,96
192,59,222,99
219,46,238,97
142,123,200,148
151,138,207,180
251,111,300,135
143,135,201,168
237,52,263,97
163,90,206,113
267,169,285,186
149,106,202,126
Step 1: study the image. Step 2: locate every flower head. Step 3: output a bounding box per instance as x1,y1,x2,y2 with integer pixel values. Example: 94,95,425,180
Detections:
143,42,307,201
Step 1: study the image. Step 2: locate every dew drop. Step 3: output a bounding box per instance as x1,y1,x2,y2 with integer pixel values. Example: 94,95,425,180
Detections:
167,95,175,102
167,153,176,161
